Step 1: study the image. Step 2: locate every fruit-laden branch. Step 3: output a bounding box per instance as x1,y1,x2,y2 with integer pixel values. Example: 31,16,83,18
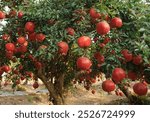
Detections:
118,83,150,105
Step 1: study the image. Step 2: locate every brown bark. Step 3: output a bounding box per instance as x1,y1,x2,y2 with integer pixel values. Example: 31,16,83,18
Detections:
37,69,65,105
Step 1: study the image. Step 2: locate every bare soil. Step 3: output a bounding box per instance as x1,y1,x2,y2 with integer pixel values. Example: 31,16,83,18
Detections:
0,84,128,105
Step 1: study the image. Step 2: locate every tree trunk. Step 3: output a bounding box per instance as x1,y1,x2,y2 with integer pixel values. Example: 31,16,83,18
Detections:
37,69,65,105
118,84,150,105
54,73,65,104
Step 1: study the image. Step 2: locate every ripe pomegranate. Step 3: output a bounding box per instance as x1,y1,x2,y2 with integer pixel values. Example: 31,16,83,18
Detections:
121,49,129,55
66,27,75,36
97,55,105,64
110,17,123,28
96,21,110,36
33,82,39,89
127,71,137,81
89,8,101,19
102,80,116,92
2,34,10,41
36,33,46,42
18,11,23,19
17,36,26,44
77,57,92,70
29,32,36,41
112,68,126,84
57,41,69,55
5,43,15,52
122,51,133,62
25,22,35,32
77,36,91,48
132,55,143,65
0,11,5,19
2,65,11,73
133,82,148,96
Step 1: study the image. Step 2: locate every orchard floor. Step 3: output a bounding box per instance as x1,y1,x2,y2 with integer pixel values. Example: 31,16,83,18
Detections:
0,84,129,105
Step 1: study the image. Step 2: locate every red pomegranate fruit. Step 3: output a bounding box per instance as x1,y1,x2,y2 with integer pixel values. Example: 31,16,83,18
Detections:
36,33,46,42
132,55,143,65
0,11,5,19
66,27,75,36
77,36,91,48
110,17,123,28
29,32,36,41
57,41,69,55
76,57,92,70
25,22,35,32
89,8,101,19
18,11,24,19
122,50,133,62
33,82,39,89
96,21,110,36
2,65,11,73
133,82,148,96
102,79,116,92
5,43,15,52
17,36,26,44
112,68,126,84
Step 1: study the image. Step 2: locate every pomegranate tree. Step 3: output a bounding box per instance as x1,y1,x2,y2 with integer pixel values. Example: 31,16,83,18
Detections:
0,0,149,105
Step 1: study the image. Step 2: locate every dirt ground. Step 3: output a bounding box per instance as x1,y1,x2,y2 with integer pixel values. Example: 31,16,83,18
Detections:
0,84,128,105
